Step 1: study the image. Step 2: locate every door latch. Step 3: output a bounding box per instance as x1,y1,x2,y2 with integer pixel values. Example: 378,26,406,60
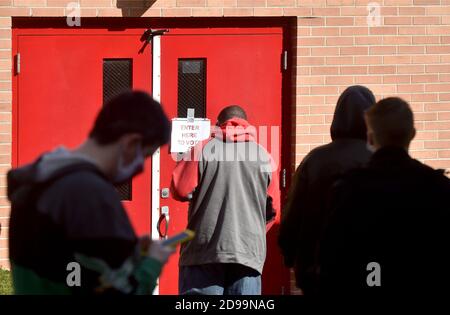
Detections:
15,53,20,75
281,168,287,188
283,50,288,71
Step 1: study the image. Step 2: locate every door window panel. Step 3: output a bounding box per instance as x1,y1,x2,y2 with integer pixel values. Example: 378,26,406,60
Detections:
103,59,133,201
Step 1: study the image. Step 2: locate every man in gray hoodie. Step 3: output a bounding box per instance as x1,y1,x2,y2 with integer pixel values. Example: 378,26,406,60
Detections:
278,85,376,296
171,106,279,295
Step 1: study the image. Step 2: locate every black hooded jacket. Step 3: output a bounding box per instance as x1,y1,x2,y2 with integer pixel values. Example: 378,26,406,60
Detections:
319,147,450,296
278,85,376,295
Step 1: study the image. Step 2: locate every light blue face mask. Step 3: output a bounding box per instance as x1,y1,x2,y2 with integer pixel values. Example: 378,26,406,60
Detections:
113,144,145,184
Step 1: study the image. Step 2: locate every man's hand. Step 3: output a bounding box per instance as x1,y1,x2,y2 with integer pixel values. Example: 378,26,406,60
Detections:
140,236,175,264
148,240,176,264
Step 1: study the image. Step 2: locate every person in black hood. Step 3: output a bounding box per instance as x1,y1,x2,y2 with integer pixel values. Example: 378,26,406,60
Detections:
278,85,376,295
319,97,450,296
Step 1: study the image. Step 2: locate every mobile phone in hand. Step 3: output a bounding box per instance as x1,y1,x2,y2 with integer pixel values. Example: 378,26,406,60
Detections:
162,230,195,248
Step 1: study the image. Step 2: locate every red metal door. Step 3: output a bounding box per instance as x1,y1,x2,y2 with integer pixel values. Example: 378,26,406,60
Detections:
158,28,289,294
12,29,153,235
12,25,290,295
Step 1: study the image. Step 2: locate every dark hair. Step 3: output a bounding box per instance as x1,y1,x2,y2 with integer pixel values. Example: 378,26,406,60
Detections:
217,105,247,125
365,97,415,148
89,91,170,146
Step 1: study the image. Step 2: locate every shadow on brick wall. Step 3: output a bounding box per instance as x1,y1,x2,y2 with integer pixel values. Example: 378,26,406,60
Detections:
116,0,157,17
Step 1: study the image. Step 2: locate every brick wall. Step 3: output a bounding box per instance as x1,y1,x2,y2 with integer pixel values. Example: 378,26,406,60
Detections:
1,0,450,295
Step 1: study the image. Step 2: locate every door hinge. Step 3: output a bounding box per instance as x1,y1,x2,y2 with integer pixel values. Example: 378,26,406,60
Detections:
15,53,20,75
281,168,287,188
282,50,288,71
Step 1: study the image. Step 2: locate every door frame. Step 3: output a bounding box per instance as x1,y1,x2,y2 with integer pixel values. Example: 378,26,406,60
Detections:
151,33,161,294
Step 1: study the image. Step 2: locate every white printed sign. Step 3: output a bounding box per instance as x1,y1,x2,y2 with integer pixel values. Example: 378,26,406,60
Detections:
170,118,211,153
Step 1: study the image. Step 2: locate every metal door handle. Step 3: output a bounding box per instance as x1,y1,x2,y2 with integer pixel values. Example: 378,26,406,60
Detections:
157,206,170,239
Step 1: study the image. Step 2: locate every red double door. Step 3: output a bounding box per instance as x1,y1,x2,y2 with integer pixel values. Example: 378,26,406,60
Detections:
13,24,289,294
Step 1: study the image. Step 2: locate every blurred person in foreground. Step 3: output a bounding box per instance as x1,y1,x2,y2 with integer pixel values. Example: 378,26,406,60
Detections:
8,91,174,294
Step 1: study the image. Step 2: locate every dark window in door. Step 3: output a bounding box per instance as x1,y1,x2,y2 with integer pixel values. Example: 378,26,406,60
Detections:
103,59,132,201
178,59,206,118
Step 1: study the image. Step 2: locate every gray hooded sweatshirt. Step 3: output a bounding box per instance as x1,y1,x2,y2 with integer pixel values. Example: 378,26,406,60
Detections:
171,118,279,274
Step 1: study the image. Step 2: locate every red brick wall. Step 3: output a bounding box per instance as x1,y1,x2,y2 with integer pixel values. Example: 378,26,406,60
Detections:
1,1,450,295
